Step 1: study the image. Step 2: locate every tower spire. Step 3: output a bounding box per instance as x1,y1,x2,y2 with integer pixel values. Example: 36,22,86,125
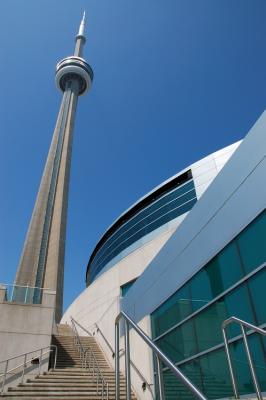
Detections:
14,18,93,321
78,11,86,37
75,12,86,57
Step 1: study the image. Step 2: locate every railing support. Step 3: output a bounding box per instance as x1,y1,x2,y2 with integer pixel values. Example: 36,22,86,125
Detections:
53,345,58,369
70,317,108,400
0,345,57,394
156,355,165,400
222,327,239,399
1,360,8,394
39,349,43,376
24,284,29,303
241,325,262,400
115,320,120,400
222,316,266,400
124,319,131,400
115,311,207,400
21,354,27,384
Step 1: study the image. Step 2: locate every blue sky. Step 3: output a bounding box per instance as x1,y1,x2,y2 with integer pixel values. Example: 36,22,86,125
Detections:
0,1,266,311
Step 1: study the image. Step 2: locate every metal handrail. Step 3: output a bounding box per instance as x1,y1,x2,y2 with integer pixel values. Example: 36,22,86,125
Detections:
115,311,207,400
70,317,109,400
0,283,52,304
95,322,154,397
71,317,93,336
0,345,57,394
95,323,115,357
222,316,266,400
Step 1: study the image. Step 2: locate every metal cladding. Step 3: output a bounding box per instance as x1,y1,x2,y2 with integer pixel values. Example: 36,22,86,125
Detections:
55,56,93,95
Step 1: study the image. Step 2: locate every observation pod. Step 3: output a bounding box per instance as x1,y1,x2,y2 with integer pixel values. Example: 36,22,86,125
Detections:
55,56,94,95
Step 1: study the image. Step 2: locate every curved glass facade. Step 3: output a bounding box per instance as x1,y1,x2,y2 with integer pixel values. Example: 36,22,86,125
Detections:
87,171,197,284
151,209,266,400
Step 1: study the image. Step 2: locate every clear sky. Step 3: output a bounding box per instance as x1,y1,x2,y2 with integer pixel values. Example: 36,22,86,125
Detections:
1,0,266,312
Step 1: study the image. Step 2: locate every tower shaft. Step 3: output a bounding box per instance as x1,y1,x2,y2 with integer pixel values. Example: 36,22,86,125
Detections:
15,81,79,320
14,15,93,322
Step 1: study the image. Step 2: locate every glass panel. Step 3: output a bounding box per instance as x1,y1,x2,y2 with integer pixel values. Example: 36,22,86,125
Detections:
156,320,197,363
162,360,203,400
120,279,137,297
237,211,266,273
248,334,266,393
190,269,212,312
199,349,233,399
194,300,227,352
92,180,195,265
151,284,192,338
248,268,266,325
205,241,243,298
89,182,197,281
225,284,255,337
92,196,197,279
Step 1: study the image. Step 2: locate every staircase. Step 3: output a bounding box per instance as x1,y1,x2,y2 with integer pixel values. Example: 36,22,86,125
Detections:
163,367,233,400
2,324,133,399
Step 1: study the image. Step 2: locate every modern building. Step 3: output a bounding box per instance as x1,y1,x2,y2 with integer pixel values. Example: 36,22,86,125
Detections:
61,118,266,400
1,11,266,400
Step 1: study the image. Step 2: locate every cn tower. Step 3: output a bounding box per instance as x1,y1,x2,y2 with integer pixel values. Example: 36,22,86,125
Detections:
14,13,93,322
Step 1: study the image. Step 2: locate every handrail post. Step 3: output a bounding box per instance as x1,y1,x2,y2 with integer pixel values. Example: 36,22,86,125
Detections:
156,355,165,400
1,360,8,394
125,319,131,400
115,320,120,400
222,327,239,399
240,325,262,400
222,316,266,400
39,349,43,376
70,316,110,400
24,284,29,303
10,284,15,302
116,311,207,400
21,354,27,384
53,345,58,369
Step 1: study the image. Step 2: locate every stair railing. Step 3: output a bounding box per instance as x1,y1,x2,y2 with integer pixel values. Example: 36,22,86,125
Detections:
222,316,266,400
115,311,207,400
0,345,57,394
95,322,155,398
95,323,115,358
70,317,109,400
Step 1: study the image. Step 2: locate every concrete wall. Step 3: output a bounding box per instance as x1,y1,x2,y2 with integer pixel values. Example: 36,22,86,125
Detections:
62,225,178,400
0,289,56,392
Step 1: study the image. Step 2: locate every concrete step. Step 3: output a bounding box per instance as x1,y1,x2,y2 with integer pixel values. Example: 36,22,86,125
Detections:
7,394,128,400
38,376,118,381
41,372,119,376
11,387,122,393
3,396,128,400
4,392,128,398
30,378,119,383
23,382,123,388
56,359,107,362
47,368,113,373
42,376,118,382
